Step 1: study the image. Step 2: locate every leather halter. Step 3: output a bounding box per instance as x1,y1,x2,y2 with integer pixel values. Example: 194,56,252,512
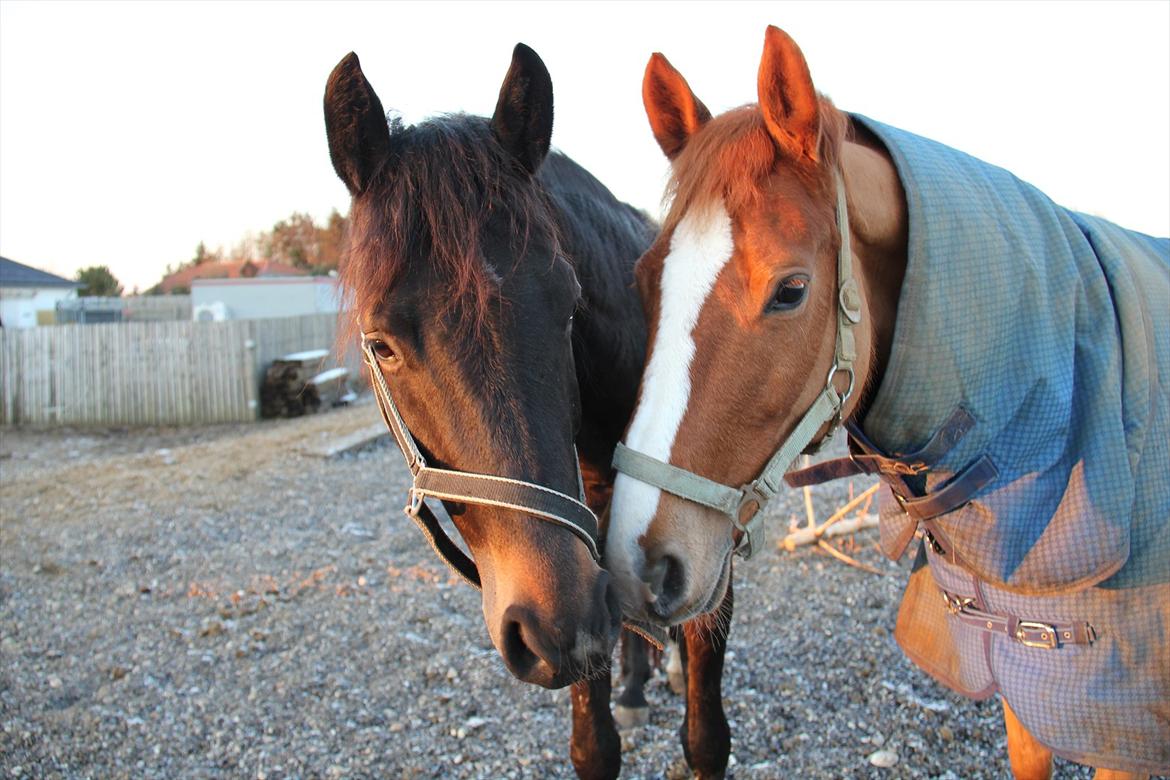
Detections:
362,336,669,648
361,336,600,585
612,171,862,559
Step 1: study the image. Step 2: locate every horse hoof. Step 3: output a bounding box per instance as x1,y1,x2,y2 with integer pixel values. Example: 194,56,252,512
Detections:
613,704,649,731
668,669,686,696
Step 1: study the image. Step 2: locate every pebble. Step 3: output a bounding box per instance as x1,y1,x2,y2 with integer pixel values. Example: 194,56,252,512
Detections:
0,410,1023,778
867,749,899,768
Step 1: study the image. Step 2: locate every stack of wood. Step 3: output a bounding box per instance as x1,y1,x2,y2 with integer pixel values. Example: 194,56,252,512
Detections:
260,349,354,419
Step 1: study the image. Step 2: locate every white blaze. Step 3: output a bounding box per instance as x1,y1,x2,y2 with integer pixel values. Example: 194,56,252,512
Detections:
607,201,734,599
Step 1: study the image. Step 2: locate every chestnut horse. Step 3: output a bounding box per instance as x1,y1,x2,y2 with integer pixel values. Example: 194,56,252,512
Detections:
606,25,1168,780
324,44,732,779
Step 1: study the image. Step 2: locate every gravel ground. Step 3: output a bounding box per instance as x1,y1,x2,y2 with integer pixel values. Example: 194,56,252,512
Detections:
1,399,1096,779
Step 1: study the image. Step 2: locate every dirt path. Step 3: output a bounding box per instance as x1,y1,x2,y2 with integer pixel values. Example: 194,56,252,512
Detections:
0,403,1092,778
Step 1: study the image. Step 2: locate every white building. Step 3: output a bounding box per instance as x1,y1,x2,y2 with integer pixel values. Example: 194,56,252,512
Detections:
0,256,81,329
191,275,341,321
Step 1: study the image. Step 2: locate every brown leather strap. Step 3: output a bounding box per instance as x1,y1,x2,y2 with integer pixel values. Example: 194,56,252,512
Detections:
891,455,999,522
941,590,1097,649
410,502,482,588
784,456,866,487
786,406,979,488
849,406,978,474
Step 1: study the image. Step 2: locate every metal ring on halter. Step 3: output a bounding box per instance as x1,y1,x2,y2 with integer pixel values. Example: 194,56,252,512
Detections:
826,360,856,403
406,488,425,517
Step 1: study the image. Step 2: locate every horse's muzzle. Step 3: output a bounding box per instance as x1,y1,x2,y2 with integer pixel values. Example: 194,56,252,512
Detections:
497,570,621,688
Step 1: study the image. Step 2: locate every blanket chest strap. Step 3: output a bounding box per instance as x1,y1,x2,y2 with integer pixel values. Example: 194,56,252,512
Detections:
941,590,1097,649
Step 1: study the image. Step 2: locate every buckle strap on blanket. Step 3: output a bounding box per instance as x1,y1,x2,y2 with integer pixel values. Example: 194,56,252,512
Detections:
785,407,978,488
890,455,998,522
941,590,1097,649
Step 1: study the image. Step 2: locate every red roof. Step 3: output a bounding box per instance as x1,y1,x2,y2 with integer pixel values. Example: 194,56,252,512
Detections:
158,259,306,293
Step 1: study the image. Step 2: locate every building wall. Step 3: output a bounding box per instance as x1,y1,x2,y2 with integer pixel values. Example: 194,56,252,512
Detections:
56,295,193,324
191,278,340,320
0,287,77,329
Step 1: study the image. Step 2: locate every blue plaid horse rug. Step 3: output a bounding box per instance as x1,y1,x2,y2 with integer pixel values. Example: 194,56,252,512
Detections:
815,117,1169,774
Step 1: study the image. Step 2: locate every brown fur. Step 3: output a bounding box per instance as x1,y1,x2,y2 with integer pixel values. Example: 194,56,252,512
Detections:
662,100,847,237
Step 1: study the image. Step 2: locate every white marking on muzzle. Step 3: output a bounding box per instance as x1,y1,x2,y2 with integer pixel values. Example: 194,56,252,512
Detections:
607,201,734,601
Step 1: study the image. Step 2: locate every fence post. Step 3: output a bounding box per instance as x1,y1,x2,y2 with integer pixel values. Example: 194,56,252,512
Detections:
243,321,259,421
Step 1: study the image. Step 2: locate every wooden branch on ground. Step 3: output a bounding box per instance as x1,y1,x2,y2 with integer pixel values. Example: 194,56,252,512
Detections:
801,455,816,530
782,512,879,550
781,483,880,551
815,539,888,576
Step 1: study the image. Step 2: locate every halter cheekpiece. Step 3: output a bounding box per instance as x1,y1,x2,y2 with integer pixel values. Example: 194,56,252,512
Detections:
360,336,601,586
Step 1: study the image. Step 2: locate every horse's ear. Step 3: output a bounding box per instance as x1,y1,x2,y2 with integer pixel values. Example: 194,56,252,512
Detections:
642,53,711,160
757,26,820,164
324,52,392,195
491,43,554,175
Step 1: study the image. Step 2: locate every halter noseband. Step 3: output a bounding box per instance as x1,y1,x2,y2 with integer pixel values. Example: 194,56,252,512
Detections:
612,170,861,559
362,336,669,648
361,337,600,585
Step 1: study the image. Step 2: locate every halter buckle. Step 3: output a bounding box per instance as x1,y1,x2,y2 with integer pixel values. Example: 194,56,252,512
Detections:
409,454,426,477
731,482,770,559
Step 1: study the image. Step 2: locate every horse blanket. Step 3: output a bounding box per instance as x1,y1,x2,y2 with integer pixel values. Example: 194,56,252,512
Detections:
849,114,1169,774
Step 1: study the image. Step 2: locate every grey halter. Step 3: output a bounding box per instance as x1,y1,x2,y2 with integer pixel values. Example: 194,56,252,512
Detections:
612,171,861,559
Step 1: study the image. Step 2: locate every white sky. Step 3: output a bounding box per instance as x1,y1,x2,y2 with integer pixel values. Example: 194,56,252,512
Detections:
1,1,1167,292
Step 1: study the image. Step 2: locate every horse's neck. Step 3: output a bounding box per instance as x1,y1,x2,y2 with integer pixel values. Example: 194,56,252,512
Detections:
839,128,909,423
542,159,651,474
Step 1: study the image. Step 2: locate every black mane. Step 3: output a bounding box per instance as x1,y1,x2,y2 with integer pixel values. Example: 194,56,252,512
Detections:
539,152,654,464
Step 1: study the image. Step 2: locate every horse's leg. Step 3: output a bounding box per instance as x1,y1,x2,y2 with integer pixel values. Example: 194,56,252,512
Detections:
665,636,686,695
1092,770,1148,780
678,579,733,780
569,668,621,780
1003,697,1052,780
1003,698,1150,780
614,630,652,729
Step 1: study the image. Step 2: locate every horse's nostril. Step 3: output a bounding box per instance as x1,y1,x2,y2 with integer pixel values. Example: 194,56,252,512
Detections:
661,554,685,605
644,557,667,598
645,553,686,610
500,608,542,680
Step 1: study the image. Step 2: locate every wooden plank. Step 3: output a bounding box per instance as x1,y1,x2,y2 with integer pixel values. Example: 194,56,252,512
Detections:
300,422,387,458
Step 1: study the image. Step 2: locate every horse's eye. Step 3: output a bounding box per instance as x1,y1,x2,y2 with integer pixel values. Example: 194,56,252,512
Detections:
369,339,396,361
768,275,809,312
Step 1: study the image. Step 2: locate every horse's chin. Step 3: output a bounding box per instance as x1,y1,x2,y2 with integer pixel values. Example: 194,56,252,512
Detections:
698,550,733,615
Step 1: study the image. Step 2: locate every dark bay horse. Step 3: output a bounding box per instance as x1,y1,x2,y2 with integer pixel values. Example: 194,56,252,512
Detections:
324,44,732,779
606,25,1168,780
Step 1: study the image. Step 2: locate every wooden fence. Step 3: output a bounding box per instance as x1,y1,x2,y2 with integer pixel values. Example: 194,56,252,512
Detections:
0,314,357,426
